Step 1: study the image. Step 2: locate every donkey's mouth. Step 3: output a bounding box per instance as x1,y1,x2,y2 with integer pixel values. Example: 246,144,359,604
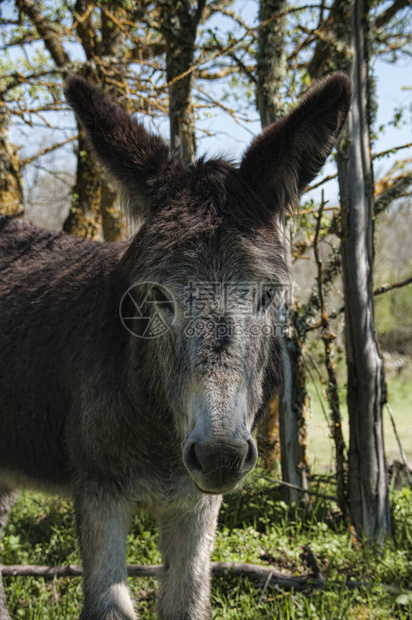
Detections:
192,477,243,496
183,435,258,495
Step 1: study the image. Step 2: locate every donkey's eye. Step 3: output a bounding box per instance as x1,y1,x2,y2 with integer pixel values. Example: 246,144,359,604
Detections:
150,286,175,317
257,287,275,313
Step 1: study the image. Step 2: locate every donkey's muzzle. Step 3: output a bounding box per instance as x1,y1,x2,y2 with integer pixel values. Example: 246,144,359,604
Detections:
183,435,258,494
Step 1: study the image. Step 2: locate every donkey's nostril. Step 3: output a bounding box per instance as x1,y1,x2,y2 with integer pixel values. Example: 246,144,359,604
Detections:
245,440,254,464
243,438,258,472
185,442,203,474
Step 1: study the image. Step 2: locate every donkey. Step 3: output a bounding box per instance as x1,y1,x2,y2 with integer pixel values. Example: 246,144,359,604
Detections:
0,73,350,619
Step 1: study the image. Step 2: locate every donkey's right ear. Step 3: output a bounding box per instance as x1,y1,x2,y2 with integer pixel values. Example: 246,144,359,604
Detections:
64,76,179,219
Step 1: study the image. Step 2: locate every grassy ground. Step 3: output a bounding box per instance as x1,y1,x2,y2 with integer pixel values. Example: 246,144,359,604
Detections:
2,476,412,619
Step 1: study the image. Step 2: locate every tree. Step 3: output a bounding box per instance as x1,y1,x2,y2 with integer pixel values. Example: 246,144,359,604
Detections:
255,0,310,502
0,103,23,218
157,0,206,165
154,1,233,165
256,0,287,125
6,0,168,240
304,0,400,539
335,0,391,540
15,0,103,239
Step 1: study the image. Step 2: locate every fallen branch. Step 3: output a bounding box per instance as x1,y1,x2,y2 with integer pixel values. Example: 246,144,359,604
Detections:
0,560,323,591
264,477,338,502
212,561,323,590
2,560,410,596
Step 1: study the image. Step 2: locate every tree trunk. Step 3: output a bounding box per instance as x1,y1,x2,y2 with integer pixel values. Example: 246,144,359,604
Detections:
258,393,281,469
159,1,205,166
337,0,391,541
255,0,309,499
63,126,102,240
256,0,287,125
279,329,310,502
101,180,125,242
167,48,196,166
256,0,287,473
17,0,103,239
0,104,24,218
306,0,353,515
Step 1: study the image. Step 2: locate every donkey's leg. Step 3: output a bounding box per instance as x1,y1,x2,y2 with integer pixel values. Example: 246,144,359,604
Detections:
157,494,222,620
0,485,18,620
75,490,136,620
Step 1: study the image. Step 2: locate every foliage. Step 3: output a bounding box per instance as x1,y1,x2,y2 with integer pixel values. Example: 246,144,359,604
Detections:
376,281,412,354
372,200,412,355
2,478,412,618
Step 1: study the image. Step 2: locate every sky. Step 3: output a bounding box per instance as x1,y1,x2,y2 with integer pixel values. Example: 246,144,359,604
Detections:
198,55,412,165
3,0,411,208
193,1,412,205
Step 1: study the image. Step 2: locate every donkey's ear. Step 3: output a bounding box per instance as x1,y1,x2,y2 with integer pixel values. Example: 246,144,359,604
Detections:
64,76,179,219
240,72,351,214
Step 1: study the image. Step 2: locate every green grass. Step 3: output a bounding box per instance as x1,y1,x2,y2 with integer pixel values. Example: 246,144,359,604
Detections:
2,477,412,619
384,377,412,464
306,374,412,470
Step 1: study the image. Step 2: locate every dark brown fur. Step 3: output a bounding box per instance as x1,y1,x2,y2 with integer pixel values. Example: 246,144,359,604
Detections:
0,73,351,620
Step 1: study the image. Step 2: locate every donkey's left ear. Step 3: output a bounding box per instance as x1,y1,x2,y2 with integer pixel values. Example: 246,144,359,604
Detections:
240,72,351,214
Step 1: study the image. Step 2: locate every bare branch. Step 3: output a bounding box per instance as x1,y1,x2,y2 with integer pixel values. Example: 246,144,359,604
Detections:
0,70,64,97
195,88,256,132
15,0,70,67
313,192,348,513
306,172,338,192
375,172,412,215
28,163,74,186
197,65,252,80
21,135,78,167
375,0,410,29
307,276,412,331
374,276,412,297
372,143,412,160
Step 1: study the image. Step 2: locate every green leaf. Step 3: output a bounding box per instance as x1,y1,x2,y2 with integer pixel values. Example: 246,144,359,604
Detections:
396,592,412,606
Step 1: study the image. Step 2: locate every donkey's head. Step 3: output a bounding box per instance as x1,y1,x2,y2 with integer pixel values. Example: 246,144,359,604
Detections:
65,74,350,494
